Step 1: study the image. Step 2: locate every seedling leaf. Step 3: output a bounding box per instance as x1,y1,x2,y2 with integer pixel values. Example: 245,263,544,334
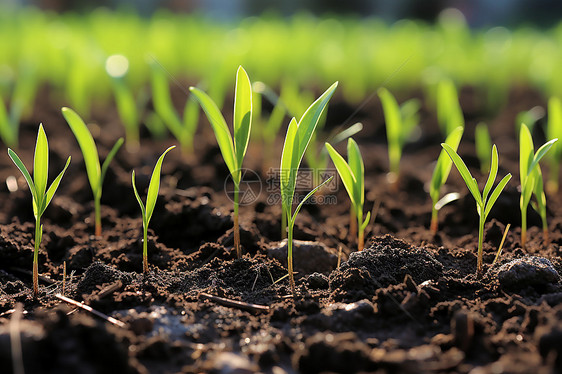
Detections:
290,176,334,225
44,157,71,212
62,107,101,195
484,173,512,218
145,146,175,223
233,66,252,168
325,142,356,206
189,87,236,176
441,143,482,206
34,124,48,199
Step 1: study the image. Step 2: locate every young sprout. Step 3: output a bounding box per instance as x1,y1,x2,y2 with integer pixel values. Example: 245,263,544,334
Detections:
8,125,71,296
189,66,252,259
0,97,20,148
475,122,492,173
442,143,511,274
325,138,370,251
280,82,338,296
106,55,141,152
547,97,562,193
62,107,124,237
150,61,199,155
437,79,464,136
429,126,463,234
519,124,557,247
377,87,420,189
132,146,175,273
516,106,544,136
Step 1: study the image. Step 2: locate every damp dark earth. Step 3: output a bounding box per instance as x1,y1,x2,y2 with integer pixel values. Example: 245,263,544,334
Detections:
3,6,562,374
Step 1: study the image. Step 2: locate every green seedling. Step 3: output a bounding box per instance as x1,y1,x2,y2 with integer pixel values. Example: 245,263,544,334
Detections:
429,126,464,233
132,146,175,273
111,78,139,151
189,66,252,259
106,54,141,152
62,107,124,237
8,125,71,296
150,61,199,155
547,97,562,193
516,106,544,136
442,143,511,274
377,87,420,189
280,82,338,296
325,138,370,251
475,123,492,173
437,79,464,136
0,97,19,148
519,124,557,247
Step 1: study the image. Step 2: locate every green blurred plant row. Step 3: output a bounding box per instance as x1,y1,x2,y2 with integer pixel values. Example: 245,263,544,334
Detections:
2,8,562,119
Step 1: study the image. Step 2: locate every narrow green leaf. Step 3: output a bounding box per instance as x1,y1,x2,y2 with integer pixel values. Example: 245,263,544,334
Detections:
131,170,146,222
360,211,371,231
484,173,512,218
483,145,499,202
182,96,199,139
328,122,363,146
435,192,461,211
145,146,175,223
62,107,101,196
430,126,463,203
519,124,533,186
347,138,364,207
190,87,236,176
295,82,338,164
325,142,356,207
528,138,558,176
378,87,401,173
233,66,252,167
150,63,183,139
43,156,71,215
475,123,491,172
441,143,482,206
34,124,49,199
437,79,464,135
113,79,138,134
7,148,36,205
0,97,17,147
547,97,562,159
280,117,298,210
99,138,124,197
290,176,334,225
399,98,420,146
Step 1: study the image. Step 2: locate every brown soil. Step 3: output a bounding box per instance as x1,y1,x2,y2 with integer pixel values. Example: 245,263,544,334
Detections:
1,85,562,373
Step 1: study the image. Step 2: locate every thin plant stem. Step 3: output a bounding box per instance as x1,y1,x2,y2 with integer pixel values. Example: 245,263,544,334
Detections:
234,184,241,258
430,206,439,234
477,215,485,275
33,216,41,297
287,218,295,296
142,225,148,273
94,197,101,237
357,209,364,251
521,207,527,249
540,211,549,245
